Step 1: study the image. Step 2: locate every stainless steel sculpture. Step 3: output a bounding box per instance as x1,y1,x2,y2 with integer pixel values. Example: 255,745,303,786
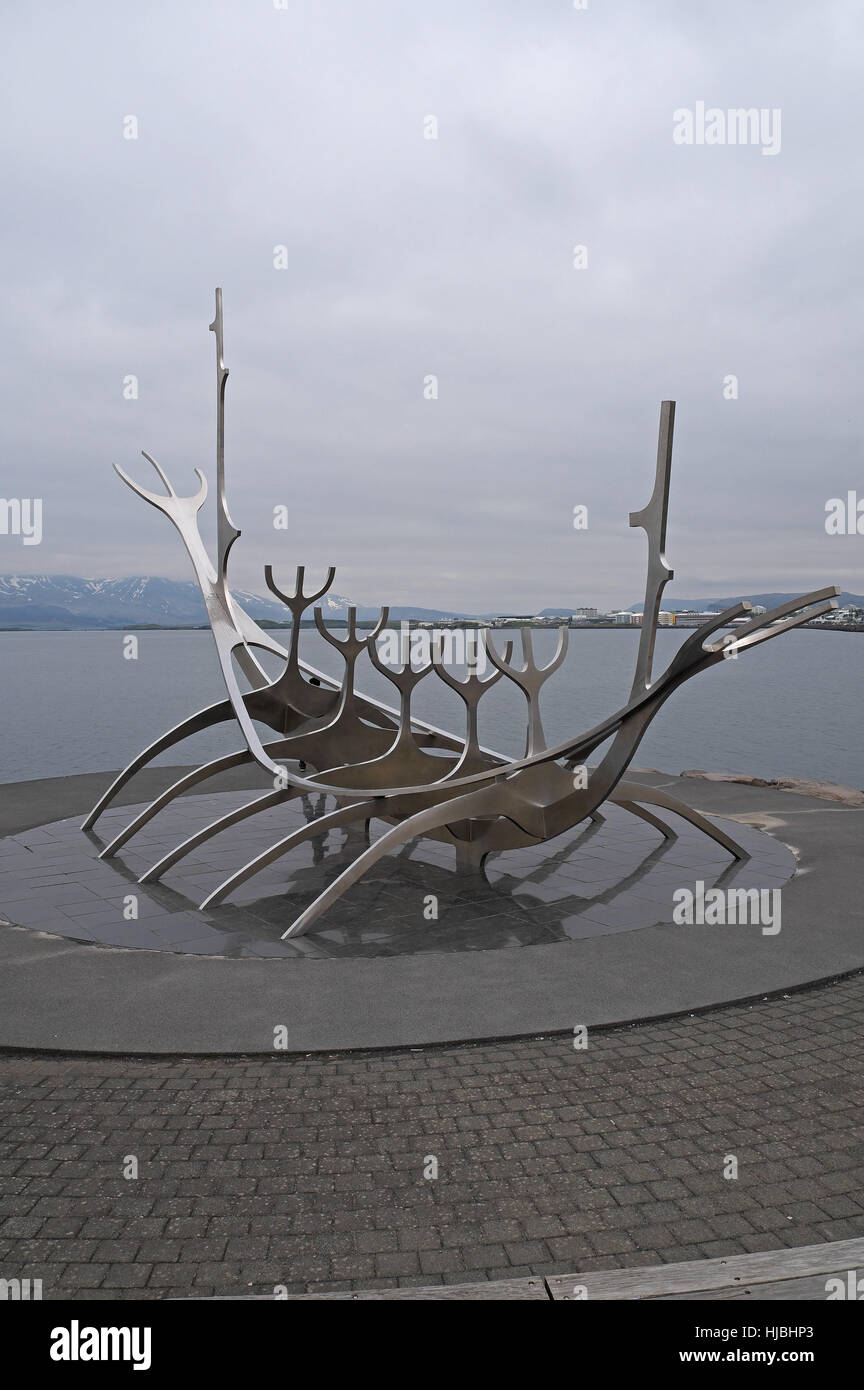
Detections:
84,291,839,938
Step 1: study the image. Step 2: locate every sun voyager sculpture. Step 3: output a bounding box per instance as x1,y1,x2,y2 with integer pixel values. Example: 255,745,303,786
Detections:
84,291,839,938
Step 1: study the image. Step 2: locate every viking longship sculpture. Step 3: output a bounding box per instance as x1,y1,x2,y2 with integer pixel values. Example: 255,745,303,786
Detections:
84,291,838,938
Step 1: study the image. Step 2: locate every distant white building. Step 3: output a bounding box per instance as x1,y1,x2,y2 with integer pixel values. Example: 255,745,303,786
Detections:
492,615,535,627
832,604,864,623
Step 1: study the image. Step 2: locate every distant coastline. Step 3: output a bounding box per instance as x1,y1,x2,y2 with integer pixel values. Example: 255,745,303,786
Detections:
1,619,861,634
2,577,863,634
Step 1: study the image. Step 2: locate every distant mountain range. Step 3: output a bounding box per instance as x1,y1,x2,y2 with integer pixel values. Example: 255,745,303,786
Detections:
0,576,476,629
1,577,859,630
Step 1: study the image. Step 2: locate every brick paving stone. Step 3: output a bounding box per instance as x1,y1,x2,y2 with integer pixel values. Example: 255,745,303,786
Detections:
0,972,863,1297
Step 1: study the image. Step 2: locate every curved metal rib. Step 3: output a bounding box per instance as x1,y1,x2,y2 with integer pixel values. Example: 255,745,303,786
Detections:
279,784,508,937
610,781,748,859
99,747,266,858
200,798,378,909
81,697,233,831
102,675,463,868
139,783,303,883
103,703,403,863
611,798,676,841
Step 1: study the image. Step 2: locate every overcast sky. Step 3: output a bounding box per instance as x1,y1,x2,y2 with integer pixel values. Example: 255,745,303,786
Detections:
1,0,862,611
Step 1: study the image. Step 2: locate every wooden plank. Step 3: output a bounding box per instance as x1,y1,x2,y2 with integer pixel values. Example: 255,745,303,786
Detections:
281,1277,548,1301
194,1277,548,1300
546,1239,864,1301
659,1271,852,1301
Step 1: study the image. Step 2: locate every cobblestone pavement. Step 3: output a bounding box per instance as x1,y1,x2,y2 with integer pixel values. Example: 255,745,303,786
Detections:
1,974,863,1300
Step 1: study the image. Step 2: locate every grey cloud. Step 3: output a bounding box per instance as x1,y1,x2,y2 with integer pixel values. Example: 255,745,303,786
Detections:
1,0,861,612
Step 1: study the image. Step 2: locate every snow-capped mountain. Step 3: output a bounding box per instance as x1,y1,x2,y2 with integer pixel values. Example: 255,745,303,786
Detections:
0,575,354,628
0,576,474,628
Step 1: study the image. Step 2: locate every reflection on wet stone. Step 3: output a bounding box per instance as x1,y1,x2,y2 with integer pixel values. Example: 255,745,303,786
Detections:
0,792,796,961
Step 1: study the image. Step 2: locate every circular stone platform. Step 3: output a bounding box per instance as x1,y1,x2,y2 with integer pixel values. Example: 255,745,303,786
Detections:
0,793,794,958
0,767,861,1053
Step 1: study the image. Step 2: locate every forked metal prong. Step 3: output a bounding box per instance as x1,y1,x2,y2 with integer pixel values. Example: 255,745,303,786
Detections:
113,458,208,514
485,625,568,687
432,637,513,693
140,450,176,497
314,605,390,649
266,564,337,611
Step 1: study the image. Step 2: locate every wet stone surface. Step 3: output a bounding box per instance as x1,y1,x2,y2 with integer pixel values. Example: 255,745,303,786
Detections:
0,793,795,960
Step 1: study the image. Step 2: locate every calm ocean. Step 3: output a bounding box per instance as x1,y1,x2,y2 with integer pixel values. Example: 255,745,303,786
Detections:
0,627,861,789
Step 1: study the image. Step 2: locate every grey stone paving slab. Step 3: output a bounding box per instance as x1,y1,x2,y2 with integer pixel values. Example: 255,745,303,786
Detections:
0,982,862,1299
